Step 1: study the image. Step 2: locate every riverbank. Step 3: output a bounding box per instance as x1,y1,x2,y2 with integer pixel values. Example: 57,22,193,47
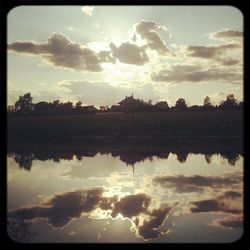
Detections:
8,110,243,141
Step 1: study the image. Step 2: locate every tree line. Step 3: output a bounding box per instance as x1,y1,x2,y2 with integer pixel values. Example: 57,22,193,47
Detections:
7,92,243,115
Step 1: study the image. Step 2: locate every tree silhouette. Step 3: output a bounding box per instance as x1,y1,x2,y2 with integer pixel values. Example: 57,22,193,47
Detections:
34,101,50,114
75,101,82,109
203,96,213,107
14,93,33,113
205,154,212,164
7,218,36,242
175,98,187,110
219,94,238,109
238,101,243,110
62,101,73,113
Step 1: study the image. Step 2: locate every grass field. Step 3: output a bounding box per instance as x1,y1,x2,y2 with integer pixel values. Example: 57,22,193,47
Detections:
8,110,243,141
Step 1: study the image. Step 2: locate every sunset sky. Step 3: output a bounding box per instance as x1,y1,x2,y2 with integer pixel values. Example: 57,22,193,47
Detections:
7,6,243,107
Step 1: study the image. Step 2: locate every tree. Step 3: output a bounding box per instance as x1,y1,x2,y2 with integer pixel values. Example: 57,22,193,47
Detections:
203,96,212,107
203,96,214,110
14,93,33,113
175,98,187,110
7,105,15,112
219,94,238,109
62,101,73,112
34,101,50,114
238,101,243,109
51,100,61,113
75,101,82,109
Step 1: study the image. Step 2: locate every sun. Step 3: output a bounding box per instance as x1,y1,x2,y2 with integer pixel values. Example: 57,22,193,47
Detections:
111,35,123,46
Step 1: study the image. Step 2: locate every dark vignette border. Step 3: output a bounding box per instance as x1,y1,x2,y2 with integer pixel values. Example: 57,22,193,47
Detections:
0,0,248,249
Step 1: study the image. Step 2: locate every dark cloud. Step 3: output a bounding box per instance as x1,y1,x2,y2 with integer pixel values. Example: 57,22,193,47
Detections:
134,20,169,54
186,43,241,59
8,188,174,241
216,215,243,229
190,190,242,215
153,174,241,193
109,42,148,65
110,194,174,240
8,33,103,72
217,58,239,66
190,199,222,213
98,50,116,64
111,193,151,219
151,64,242,83
223,191,242,199
138,204,172,240
8,188,106,228
214,30,243,38
7,42,46,54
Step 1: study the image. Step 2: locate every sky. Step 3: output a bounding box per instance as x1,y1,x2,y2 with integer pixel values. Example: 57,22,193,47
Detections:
8,151,243,242
7,6,243,107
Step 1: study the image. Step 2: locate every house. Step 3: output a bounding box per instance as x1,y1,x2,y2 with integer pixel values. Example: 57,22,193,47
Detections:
99,105,109,112
154,101,169,111
79,105,98,114
34,101,51,114
118,95,148,112
110,105,121,112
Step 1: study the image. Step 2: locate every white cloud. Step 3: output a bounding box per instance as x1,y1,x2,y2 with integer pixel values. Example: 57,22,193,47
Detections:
67,27,74,31
57,80,159,106
95,22,100,29
81,6,95,16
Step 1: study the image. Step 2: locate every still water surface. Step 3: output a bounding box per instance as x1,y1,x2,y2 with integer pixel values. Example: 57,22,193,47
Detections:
7,144,243,243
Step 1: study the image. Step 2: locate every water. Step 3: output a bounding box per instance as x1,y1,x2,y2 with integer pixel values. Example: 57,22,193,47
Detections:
7,141,243,243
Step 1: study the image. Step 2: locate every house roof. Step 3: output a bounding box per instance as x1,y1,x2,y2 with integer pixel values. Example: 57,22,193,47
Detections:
35,101,49,106
118,96,147,105
154,101,169,107
80,105,98,110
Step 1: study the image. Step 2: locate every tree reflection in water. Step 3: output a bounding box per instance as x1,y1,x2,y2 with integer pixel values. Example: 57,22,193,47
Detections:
7,218,36,242
8,148,242,170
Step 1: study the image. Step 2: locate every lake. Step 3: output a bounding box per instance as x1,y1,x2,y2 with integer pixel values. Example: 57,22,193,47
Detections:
7,139,243,243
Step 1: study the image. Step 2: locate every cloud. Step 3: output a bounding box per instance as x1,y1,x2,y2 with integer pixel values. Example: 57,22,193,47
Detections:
151,64,242,83
187,44,241,59
133,20,170,54
217,58,239,66
214,215,243,229
81,6,95,16
189,190,242,215
94,22,100,29
190,199,222,213
223,191,242,199
58,80,159,106
211,30,243,41
153,174,242,193
186,43,242,67
8,188,106,228
111,194,151,219
8,188,174,240
8,33,103,72
67,27,74,32
110,42,149,65
186,32,242,67
137,204,172,240
33,90,62,103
